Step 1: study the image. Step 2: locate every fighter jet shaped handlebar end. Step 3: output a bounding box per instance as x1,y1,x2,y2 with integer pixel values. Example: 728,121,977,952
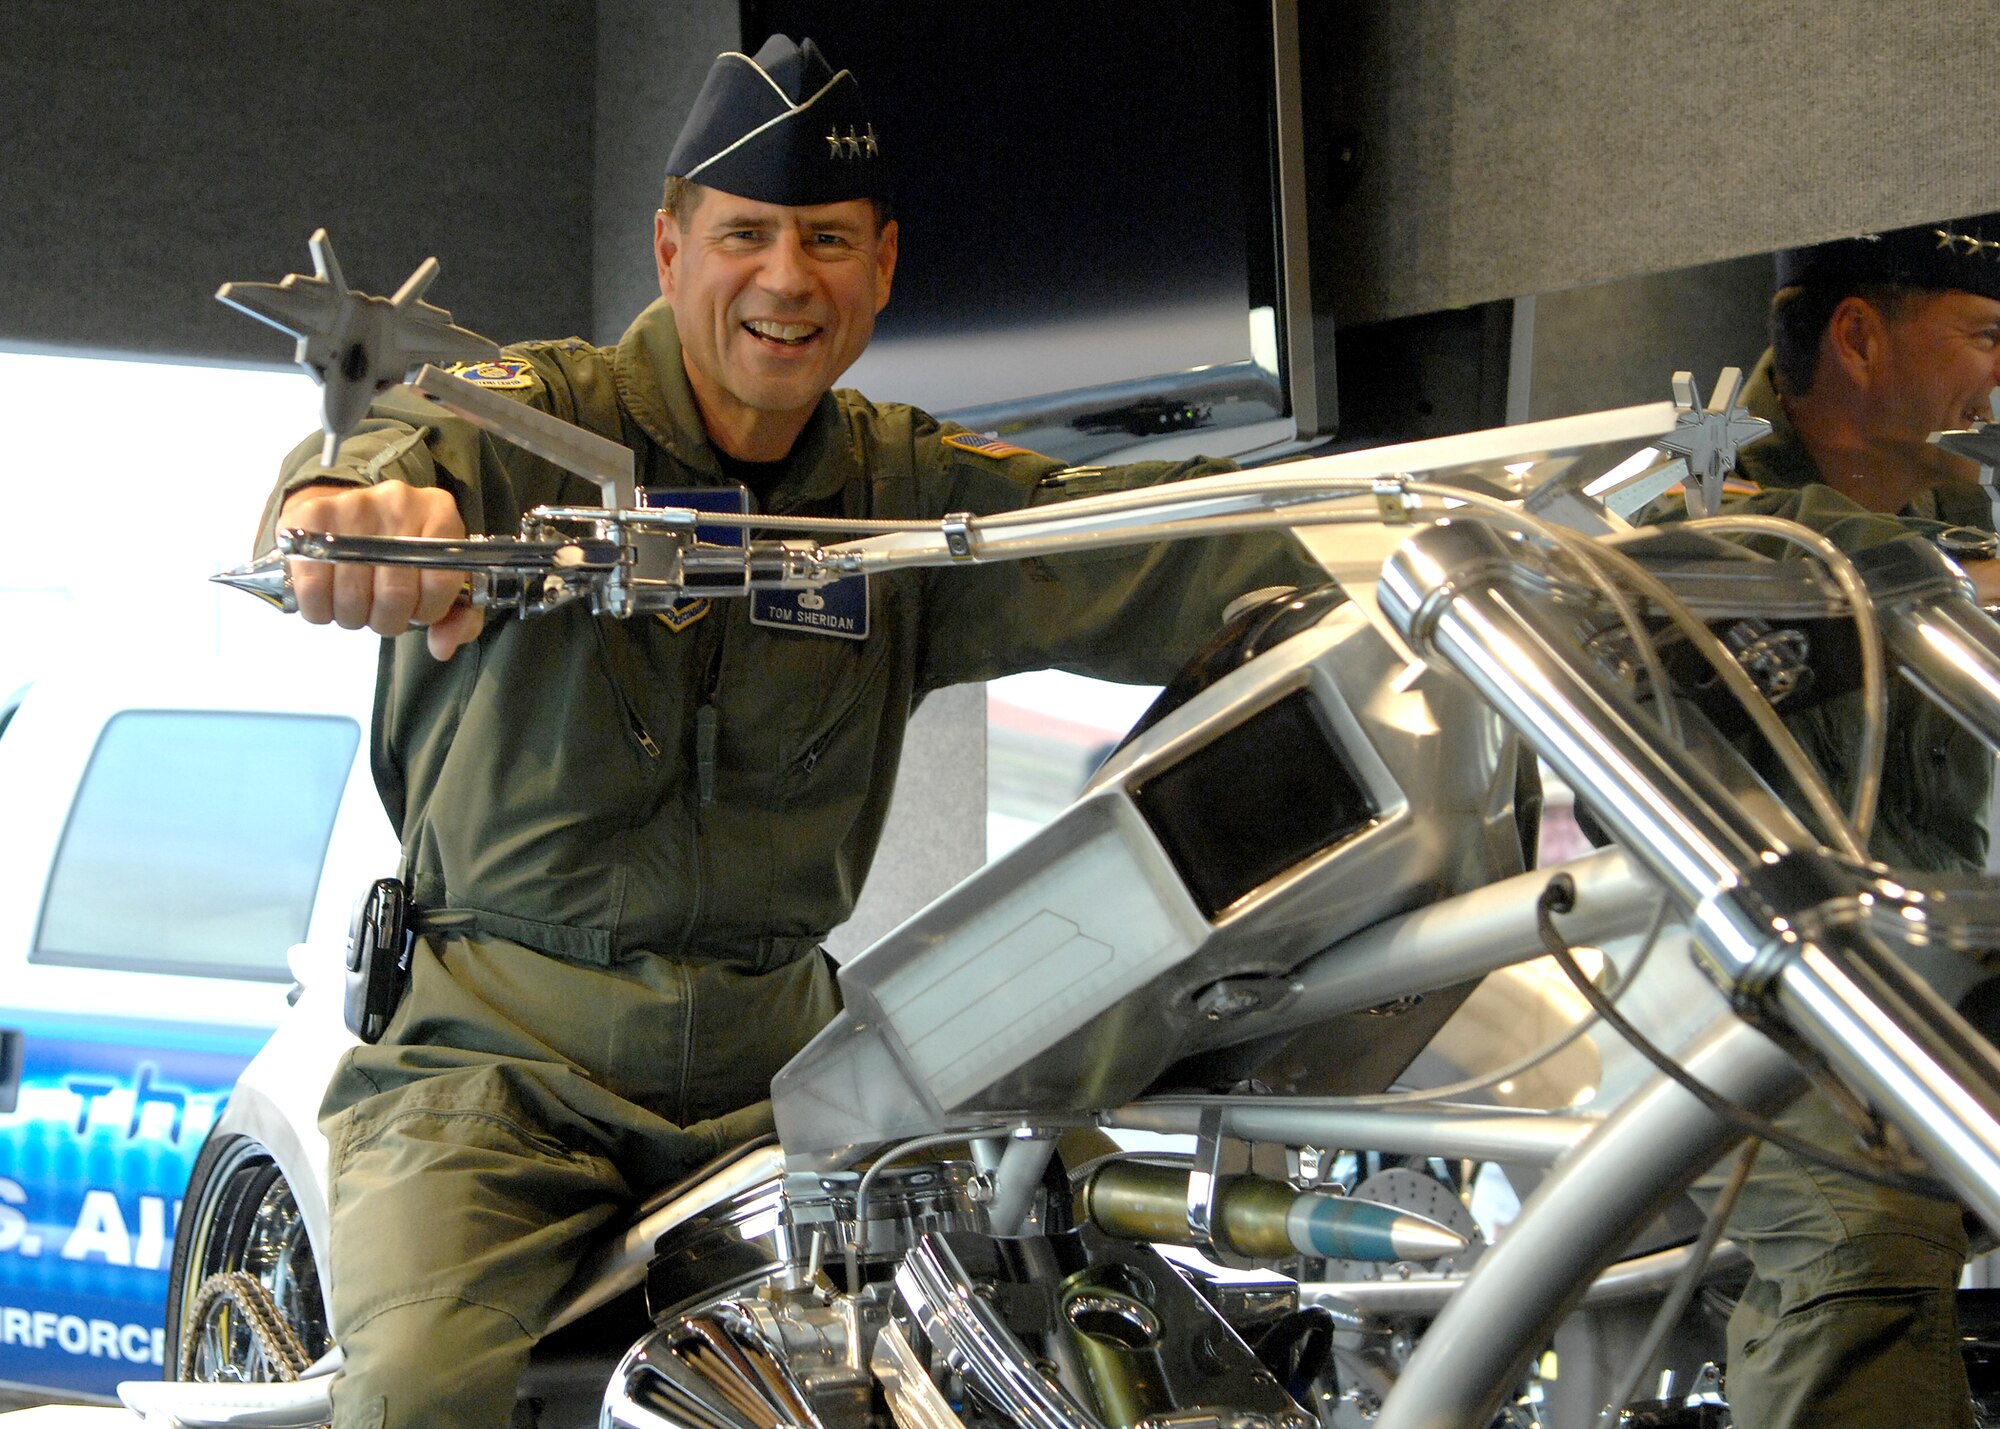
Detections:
217,229,500,465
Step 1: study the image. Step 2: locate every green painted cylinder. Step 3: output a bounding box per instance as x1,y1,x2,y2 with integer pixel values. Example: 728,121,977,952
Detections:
1076,1159,1465,1262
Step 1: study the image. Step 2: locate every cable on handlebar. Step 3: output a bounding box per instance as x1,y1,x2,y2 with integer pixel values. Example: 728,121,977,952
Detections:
1402,483,1861,861
1536,873,1948,1198
1680,514,1888,849
1558,531,1865,860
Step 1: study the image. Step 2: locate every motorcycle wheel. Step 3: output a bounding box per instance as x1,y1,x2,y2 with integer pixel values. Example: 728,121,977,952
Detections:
164,1133,333,1382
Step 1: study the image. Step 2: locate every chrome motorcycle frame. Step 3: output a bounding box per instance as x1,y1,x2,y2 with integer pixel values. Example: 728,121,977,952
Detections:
161,377,2000,1429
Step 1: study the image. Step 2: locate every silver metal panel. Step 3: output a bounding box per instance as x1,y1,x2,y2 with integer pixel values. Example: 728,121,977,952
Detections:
869,797,1205,1112
775,599,1525,1166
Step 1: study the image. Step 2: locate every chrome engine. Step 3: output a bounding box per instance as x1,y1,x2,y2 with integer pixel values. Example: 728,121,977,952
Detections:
602,1161,1331,1429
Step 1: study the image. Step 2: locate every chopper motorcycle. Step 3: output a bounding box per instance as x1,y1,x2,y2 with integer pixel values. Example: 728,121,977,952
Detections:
90,245,2000,1429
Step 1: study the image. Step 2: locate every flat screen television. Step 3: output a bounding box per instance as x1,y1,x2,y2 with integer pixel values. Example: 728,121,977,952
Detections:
738,0,1333,465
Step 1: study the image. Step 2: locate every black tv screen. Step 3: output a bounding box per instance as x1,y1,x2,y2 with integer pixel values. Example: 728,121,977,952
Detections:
739,0,1317,461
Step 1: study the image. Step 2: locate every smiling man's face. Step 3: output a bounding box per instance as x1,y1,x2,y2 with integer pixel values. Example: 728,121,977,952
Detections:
1868,289,2000,483
656,188,897,461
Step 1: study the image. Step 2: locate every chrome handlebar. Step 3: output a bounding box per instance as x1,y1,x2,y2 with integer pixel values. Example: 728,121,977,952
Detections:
213,376,2000,1225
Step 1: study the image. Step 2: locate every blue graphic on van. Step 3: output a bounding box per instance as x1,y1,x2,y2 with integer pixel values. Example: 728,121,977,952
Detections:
0,1012,255,1396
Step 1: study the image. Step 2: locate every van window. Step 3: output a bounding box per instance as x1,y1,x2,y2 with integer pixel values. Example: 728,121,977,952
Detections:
33,710,361,981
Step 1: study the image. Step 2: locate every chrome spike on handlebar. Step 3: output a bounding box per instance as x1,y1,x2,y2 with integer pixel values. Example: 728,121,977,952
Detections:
209,549,296,612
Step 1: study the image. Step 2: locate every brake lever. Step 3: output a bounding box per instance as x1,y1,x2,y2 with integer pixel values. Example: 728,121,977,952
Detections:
215,517,833,621
214,530,626,618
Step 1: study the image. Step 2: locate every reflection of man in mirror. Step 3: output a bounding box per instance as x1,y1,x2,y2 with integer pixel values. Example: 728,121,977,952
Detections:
1767,221,2000,587
1688,214,2000,1427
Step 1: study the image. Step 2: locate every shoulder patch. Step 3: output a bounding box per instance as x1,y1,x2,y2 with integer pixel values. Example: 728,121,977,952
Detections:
446,358,539,391
944,431,1046,461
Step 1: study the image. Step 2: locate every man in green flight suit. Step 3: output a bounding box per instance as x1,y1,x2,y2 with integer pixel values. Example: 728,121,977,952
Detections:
255,34,1320,1429
1672,213,2000,1427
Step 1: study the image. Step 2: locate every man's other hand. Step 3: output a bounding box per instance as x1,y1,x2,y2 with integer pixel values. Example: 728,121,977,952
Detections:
278,479,485,660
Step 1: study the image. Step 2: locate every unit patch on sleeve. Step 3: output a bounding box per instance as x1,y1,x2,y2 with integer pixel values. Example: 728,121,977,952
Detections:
445,358,540,391
942,431,1045,461
751,576,870,641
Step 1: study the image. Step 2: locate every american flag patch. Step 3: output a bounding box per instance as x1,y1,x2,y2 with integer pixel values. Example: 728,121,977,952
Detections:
943,431,1043,461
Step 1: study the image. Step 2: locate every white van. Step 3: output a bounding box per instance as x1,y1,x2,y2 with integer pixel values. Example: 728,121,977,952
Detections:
0,655,391,1401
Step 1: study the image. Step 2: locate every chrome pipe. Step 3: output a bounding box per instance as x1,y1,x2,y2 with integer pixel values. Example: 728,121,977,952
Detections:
1769,933,2000,1229
1372,1019,1799,1429
1108,1098,1594,1167
1378,519,1785,903
1208,846,1659,1053
1884,592,2000,753
1844,536,2000,755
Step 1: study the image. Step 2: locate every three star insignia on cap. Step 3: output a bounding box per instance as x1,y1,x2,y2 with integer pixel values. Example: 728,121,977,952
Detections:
824,124,880,160
1935,229,2000,259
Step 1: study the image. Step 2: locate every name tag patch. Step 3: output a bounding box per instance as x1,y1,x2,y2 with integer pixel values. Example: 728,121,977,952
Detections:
641,485,748,632
752,576,870,640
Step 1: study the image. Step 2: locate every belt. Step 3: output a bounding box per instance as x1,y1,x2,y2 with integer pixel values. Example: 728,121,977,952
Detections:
411,904,822,973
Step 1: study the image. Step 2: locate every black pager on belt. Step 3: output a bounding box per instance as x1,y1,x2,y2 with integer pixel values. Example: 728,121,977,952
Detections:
345,877,414,1044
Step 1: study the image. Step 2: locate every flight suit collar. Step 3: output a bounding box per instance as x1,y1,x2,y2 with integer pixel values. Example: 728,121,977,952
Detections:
1733,350,1821,494
612,298,864,512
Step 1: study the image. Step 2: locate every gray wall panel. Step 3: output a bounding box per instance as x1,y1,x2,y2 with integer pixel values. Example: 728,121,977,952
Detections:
824,684,989,962
1527,256,1774,421
1329,0,2000,325
593,0,739,343
0,1,596,362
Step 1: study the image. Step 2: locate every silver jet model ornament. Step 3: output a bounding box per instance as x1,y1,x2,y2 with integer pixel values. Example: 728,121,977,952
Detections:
216,230,500,466
1523,367,1769,530
1655,366,1770,518
1930,421,2000,471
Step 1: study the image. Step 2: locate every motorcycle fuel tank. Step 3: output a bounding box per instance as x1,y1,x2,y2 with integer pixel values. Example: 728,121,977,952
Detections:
774,595,1525,1168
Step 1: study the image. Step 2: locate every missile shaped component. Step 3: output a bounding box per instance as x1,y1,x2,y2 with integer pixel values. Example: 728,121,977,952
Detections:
1076,1159,1469,1263
217,230,500,466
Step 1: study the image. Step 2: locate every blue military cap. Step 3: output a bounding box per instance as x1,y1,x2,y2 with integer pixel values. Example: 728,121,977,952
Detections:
1777,212,2000,302
665,35,888,207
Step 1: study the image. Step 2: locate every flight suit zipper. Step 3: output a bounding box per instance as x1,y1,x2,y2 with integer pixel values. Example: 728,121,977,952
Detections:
791,627,889,777
679,617,729,960
593,623,661,761
695,631,726,806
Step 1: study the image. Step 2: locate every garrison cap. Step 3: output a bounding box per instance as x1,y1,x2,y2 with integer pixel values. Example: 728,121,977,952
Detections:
664,35,888,207
1777,212,2000,302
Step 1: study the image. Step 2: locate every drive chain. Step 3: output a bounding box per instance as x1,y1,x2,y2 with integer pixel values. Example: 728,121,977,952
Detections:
179,1269,315,1382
